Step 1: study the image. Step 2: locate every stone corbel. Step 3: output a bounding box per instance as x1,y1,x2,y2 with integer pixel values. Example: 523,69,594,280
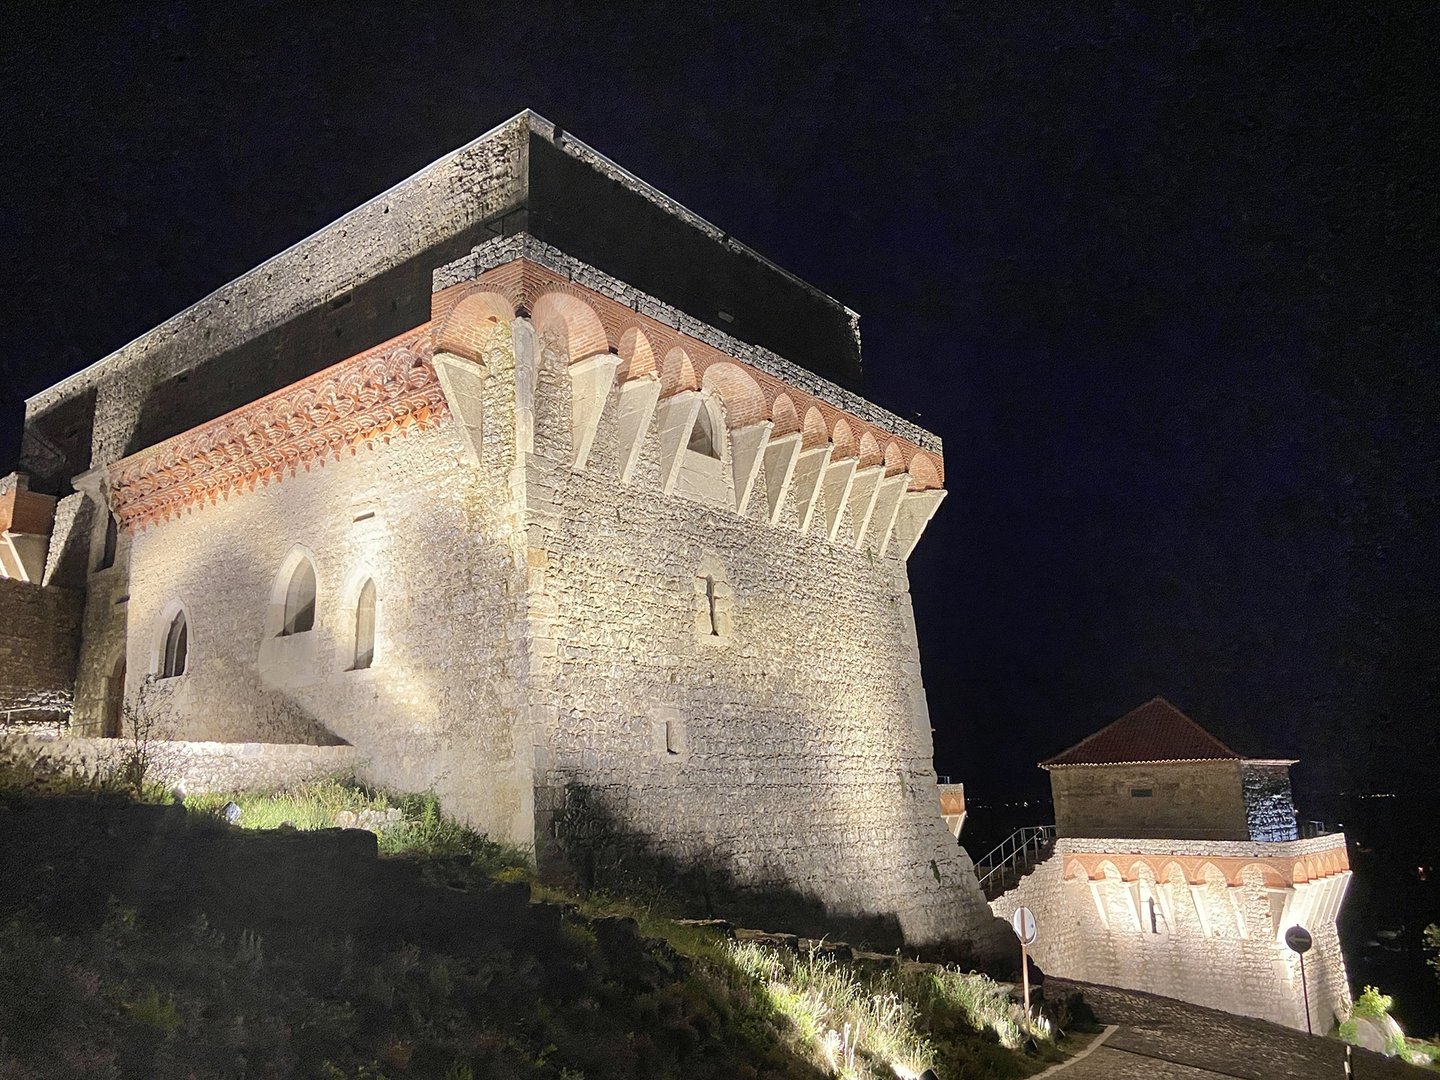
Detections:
789,444,832,536
844,465,885,550
821,457,858,542
729,421,772,516
1087,880,1111,930
761,432,803,525
569,352,622,471
431,352,489,466
615,375,661,484
1188,883,1213,937
511,318,540,456
656,391,704,496
865,473,909,556
884,488,947,560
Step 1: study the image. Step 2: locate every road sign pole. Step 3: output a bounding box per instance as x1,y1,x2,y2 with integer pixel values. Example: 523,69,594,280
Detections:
1283,924,1314,1036
1298,951,1311,1035
1020,940,1031,1028
1011,906,1038,1032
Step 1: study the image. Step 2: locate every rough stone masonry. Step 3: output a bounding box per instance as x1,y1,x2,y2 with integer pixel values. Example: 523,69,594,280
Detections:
7,112,1007,957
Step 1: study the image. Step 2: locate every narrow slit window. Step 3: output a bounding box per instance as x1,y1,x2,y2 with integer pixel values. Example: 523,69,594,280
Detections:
281,560,317,635
353,579,376,670
665,718,680,755
1131,787,1153,798
161,611,188,678
98,514,118,571
704,575,719,636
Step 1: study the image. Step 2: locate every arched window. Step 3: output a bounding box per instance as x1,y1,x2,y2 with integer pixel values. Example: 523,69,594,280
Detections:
161,610,188,678
353,579,376,670
281,559,317,635
687,404,720,459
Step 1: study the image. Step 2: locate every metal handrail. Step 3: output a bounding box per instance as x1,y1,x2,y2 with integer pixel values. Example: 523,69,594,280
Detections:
975,825,1057,894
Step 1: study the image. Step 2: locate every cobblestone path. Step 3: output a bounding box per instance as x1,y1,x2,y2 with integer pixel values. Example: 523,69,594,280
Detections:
1046,979,1427,1079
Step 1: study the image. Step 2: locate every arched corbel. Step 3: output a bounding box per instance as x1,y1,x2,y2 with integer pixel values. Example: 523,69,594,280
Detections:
431,352,489,467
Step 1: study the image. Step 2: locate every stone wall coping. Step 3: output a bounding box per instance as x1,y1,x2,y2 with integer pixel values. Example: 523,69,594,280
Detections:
437,234,942,455
1056,833,1347,859
2,733,358,758
23,114,531,418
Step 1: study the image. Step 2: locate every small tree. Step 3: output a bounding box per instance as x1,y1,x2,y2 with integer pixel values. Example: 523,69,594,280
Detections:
107,698,179,799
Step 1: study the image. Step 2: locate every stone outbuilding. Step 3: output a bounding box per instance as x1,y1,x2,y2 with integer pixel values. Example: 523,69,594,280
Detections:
991,698,1352,1033
1042,696,1300,842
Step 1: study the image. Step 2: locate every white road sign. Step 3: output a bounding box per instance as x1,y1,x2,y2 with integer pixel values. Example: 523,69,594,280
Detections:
1012,905,1037,945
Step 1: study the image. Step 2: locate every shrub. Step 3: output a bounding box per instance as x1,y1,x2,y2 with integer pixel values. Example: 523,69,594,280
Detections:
1351,984,1394,1020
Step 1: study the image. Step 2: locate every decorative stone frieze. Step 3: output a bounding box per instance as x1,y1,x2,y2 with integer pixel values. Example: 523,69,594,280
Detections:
106,330,448,531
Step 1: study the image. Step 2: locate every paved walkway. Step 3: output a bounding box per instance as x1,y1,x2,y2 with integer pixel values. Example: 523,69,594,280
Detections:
1046,979,1428,1079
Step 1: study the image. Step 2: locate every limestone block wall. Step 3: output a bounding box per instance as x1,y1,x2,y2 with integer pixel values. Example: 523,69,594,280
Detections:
119,376,534,844
517,317,1002,953
992,837,1352,1032
1051,761,1251,840
1242,763,1299,841
0,578,82,719
0,733,358,794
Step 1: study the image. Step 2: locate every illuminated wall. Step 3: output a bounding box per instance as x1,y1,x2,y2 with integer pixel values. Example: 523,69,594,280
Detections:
29,238,1003,955
991,835,1352,1031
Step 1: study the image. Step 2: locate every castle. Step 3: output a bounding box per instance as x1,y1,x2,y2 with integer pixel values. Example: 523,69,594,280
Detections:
988,697,1352,1031
1,111,1006,954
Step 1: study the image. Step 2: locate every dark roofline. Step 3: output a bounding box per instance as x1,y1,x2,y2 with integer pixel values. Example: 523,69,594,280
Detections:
524,112,858,323
26,108,858,412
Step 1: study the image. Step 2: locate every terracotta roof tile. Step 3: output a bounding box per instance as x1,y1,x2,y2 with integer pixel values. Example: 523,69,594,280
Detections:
1040,697,1241,767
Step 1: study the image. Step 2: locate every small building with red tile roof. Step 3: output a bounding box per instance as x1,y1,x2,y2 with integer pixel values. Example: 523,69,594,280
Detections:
1041,697,1298,841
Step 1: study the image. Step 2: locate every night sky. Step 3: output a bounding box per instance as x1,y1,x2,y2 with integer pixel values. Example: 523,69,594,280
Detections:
2,4,1436,810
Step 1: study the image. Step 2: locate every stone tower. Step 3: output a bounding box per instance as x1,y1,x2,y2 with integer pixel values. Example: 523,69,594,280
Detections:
7,112,1006,955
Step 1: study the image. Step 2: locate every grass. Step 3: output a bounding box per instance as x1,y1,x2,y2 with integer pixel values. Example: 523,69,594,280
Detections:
0,769,1075,1078
186,777,534,875
727,942,1057,1080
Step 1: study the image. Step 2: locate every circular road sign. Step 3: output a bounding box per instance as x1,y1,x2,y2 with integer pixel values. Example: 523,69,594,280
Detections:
1284,925,1313,955
1012,906,1038,946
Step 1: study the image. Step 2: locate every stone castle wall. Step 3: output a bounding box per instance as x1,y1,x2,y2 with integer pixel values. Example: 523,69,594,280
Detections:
0,733,357,794
0,578,82,719
21,231,997,958
517,317,1002,952
114,353,535,845
1050,760,1251,840
991,836,1351,1032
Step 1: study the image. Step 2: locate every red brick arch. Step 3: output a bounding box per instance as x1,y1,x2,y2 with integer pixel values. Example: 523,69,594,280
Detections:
660,347,699,397
531,291,609,363
770,393,801,438
830,417,859,460
858,431,883,468
617,325,656,381
434,289,515,364
701,363,768,429
882,441,906,477
802,406,829,450
907,451,942,491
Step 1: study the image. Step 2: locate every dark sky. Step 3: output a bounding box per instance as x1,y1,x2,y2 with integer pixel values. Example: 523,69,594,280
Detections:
2,3,1436,808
